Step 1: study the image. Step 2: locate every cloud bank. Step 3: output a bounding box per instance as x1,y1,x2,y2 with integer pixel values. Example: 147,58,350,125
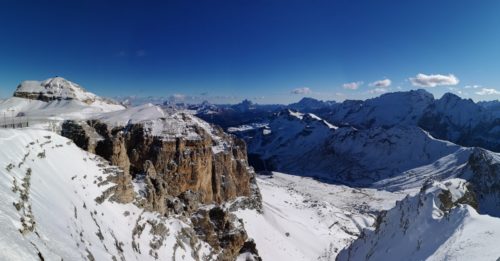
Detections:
369,78,391,87
291,87,312,94
343,81,363,90
476,88,500,95
409,73,459,87
368,88,388,94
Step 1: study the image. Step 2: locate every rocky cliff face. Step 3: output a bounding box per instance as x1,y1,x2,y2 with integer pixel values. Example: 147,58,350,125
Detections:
62,118,254,206
61,113,261,260
461,148,500,217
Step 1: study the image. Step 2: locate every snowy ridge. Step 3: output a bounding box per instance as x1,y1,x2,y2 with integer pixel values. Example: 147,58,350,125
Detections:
240,110,473,189
337,179,500,261
325,89,434,128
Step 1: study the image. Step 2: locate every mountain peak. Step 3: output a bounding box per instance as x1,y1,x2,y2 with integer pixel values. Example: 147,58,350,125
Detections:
297,97,319,103
377,89,434,101
440,92,462,101
14,77,99,104
288,97,335,112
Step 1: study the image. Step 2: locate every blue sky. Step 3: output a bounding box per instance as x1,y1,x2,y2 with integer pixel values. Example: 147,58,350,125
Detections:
1,0,500,104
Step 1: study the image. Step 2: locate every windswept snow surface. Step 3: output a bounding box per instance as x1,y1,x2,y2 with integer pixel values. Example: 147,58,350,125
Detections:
0,77,124,129
0,97,124,120
234,172,404,261
0,129,215,260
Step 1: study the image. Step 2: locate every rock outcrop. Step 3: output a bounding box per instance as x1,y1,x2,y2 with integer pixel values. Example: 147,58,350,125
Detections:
63,118,254,206
462,148,500,217
192,207,251,261
61,112,261,260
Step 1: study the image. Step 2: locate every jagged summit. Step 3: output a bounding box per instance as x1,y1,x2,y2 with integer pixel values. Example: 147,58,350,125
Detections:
287,97,335,112
232,99,255,112
14,77,104,104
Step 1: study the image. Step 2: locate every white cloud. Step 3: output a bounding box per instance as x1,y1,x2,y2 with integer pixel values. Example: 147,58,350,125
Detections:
168,93,186,102
465,84,481,89
409,73,459,87
343,81,363,90
368,88,388,94
448,87,463,95
291,87,312,94
475,88,500,95
172,93,186,99
369,78,391,88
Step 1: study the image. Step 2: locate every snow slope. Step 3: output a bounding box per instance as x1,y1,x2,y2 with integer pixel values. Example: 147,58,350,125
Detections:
337,179,500,261
0,97,123,120
234,172,500,261
0,129,216,260
0,77,124,129
233,172,404,261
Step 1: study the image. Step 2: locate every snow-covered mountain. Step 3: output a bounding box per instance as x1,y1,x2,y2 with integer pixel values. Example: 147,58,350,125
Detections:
287,97,336,112
14,77,107,104
419,93,500,152
237,109,467,188
227,91,500,260
337,178,500,261
293,90,500,152
0,78,263,260
0,77,124,128
195,100,284,130
324,89,434,128
218,90,500,152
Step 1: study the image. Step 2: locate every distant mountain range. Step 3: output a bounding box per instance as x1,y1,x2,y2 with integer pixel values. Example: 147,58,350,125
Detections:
196,89,500,153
